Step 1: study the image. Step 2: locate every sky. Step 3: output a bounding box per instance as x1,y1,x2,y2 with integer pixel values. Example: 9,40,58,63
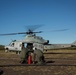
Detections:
0,0,76,45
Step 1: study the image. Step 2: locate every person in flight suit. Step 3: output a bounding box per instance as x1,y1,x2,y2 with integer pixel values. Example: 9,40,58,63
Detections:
32,47,45,64
20,43,28,64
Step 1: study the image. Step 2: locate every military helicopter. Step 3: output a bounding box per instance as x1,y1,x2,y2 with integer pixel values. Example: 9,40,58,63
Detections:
0,25,68,54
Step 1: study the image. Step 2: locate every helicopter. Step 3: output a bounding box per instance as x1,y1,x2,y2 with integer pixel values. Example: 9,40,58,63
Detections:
3,30,49,54
0,25,68,54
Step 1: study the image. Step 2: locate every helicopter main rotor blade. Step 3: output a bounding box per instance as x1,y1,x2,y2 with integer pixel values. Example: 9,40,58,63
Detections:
0,31,42,36
49,29,69,32
0,28,69,36
0,32,27,36
40,29,69,33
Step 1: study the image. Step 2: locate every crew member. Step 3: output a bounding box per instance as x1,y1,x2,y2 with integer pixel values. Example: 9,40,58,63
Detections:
32,47,45,64
20,43,28,64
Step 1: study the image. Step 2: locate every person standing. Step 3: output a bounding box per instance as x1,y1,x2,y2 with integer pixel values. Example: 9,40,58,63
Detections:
20,43,28,64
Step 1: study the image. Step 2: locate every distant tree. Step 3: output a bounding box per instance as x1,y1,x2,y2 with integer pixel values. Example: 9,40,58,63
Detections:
0,45,5,50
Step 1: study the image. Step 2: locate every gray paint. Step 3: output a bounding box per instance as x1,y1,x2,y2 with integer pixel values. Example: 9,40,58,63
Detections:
44,41,76,49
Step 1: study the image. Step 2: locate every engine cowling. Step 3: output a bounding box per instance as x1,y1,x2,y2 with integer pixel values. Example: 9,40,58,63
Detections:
44,40,49,45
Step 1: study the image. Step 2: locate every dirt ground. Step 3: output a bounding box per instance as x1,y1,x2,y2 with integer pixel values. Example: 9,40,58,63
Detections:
0,50,76,75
